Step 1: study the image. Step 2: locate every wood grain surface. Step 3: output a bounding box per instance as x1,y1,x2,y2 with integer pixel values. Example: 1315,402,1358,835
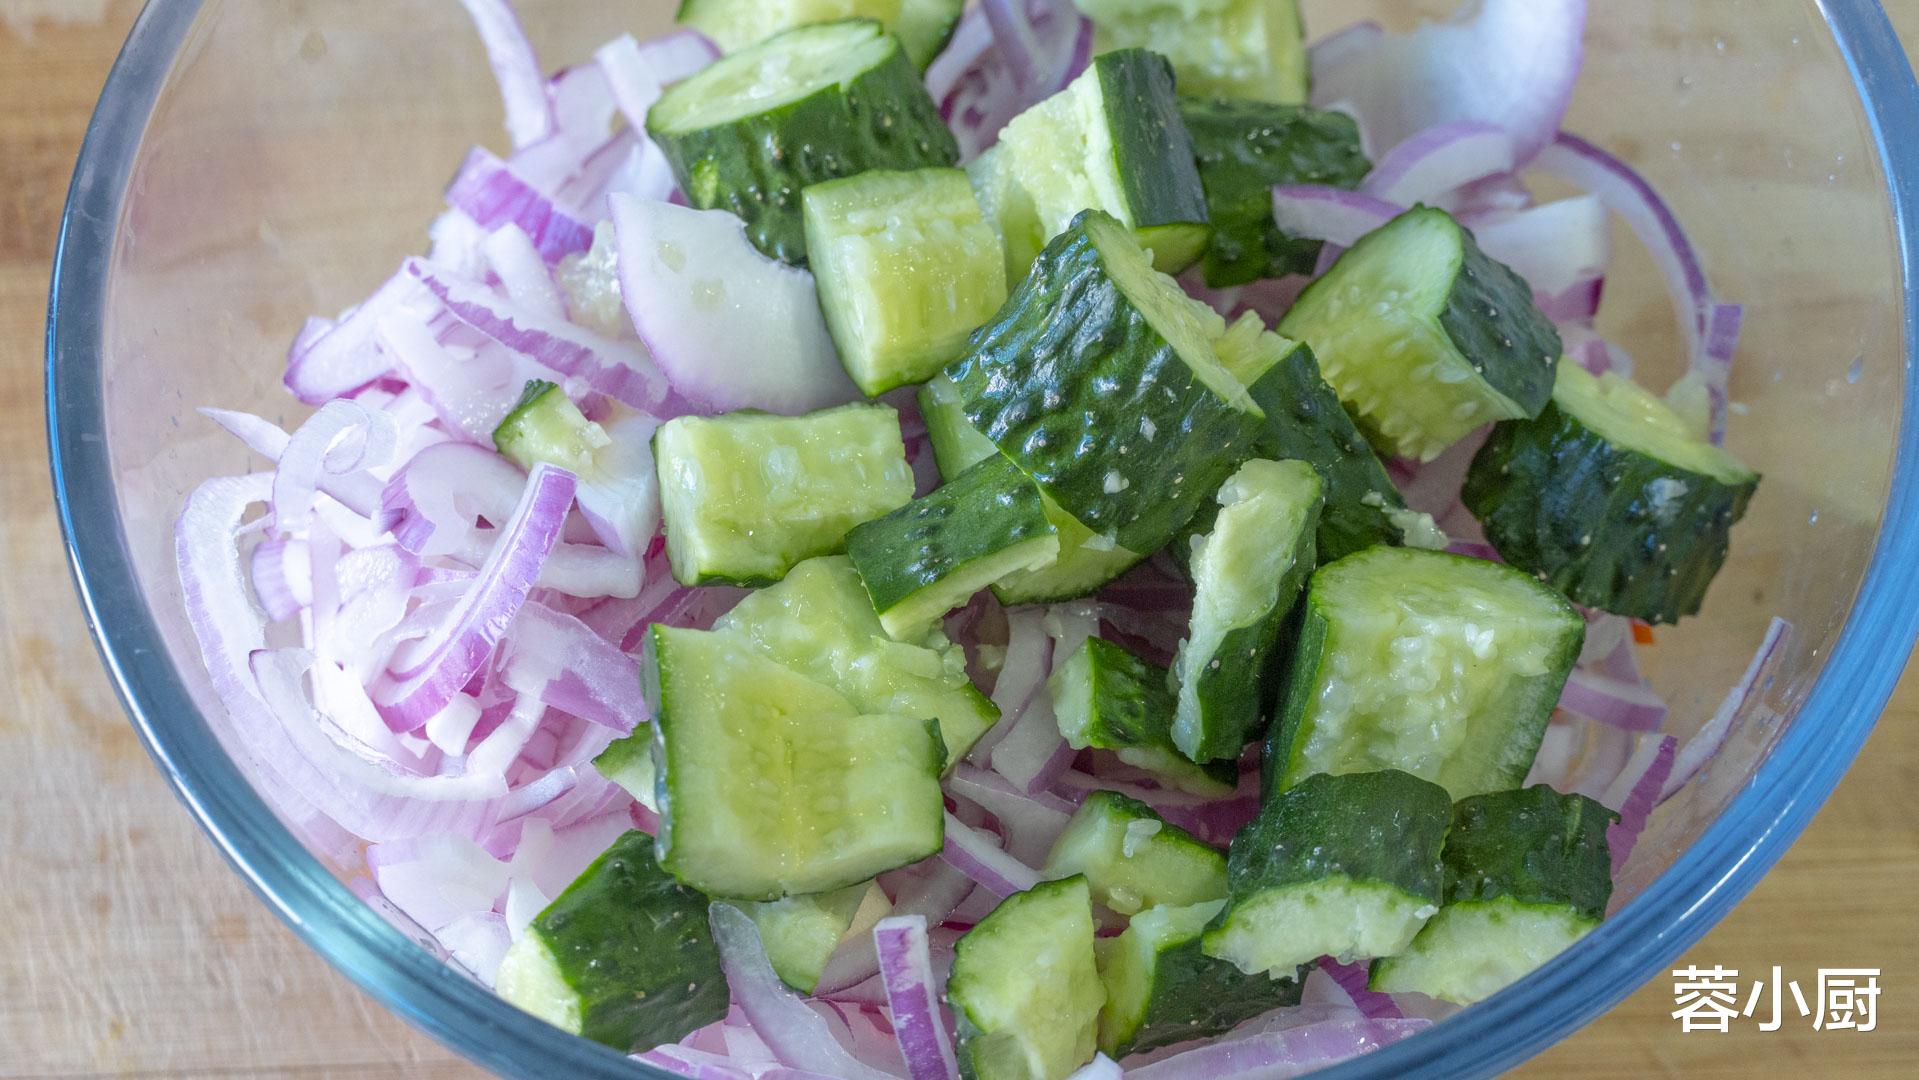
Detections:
2,2,1915,1077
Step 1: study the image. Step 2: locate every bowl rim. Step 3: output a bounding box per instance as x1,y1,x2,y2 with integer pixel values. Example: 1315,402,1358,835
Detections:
45,2,1919,1077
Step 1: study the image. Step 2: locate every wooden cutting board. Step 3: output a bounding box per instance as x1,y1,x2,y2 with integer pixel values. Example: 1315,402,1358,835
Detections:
0,2,1912,1076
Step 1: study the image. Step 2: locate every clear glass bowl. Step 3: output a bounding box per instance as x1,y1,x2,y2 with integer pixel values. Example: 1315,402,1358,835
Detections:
45,1,1919,1076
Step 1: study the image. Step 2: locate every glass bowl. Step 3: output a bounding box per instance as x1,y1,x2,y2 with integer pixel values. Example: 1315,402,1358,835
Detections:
45,1,1919,1076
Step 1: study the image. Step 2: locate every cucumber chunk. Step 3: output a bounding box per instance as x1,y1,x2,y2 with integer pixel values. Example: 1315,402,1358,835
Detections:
846,454,1063,639
1079,0,1309,105
592,730,657,812
742,880,889,992
920,376,1147,603
948,876,1103,1080
1371,785,1616,1004
804,168,1009,395
1041,790,1228,915
649,20,958,265
492,379,608,474
1201,770,1450,978
655,403,915,586
1264,547,1584,801
646,625,946,898
1279,206,1563,462
495,831,727,1051
1463,362,1761,624
967,146,1050,288
949,209,1264,555
1172,458,1322,763
895,0,966,68
678,0,961,69
1097,899,1303,1058
1181,98,1371,287
1050,637,1238,796
715,555,999,762
997,50,1213,275
1212,322,1419,561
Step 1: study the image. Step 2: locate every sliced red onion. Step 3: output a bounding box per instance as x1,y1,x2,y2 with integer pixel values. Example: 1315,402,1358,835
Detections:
575,411,661,556
710,905,901,1080
1065,1055,1122,1080
1312,0,1586,166
1556,668,1669,733
595,30,720,133
1660,616,1790,801
1362,122,1518,208
283,270,430,404
926,1,1091,160
444,147,595,264
1270,185,1402,248
965,608,1052,765
369,832,512,932
269,400,397,536
545,61,618,144
939,812,1039,898
817,861,975,995
371,464,576,731
1308,21,1385,81
989,690,1073,796
1050,768,1259,848
250,537,311,621
1469,195,1610,303
381,441,528,557
946,764,1075,865
1128,1015,1431,1080
1602,733,1677,875
1318,959,1405,1021
496,602,647,734
406,257,672,413
874,916,961,1080
482,224,568,318
378,313,545,445
609,194,858,414
455,0,553,150
438,909,512,984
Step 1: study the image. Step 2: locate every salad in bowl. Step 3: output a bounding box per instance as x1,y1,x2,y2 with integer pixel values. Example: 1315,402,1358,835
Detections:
175,1,1779,1077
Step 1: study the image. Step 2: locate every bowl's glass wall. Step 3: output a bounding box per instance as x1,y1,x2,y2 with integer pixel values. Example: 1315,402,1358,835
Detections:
80,0,1906,1074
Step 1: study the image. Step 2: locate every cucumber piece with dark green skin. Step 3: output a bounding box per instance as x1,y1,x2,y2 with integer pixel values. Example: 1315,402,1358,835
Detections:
1172,458,1322,763
654,403,915,587
1079,0,1309,105
1200,770,1451,978
919,375,1147,603
1462,362,1761,625
948,209,1265,555
1263,547,1584,801
1050,637,1239,796
742,880,889,992
645,625,946,899
1279,205,1563,462
1041,790,1228,915
1097,899,1304,1058
803,168,1008,395
948,876,1103,1080
846,454,1062,639
492,379,605,473
1180,97,1371,287
678,0,961,69
715,555,999,763
997,50,1213,275
648,20,959,265
1371,785,1616,1004
495,831,727,1051
895,0,966,68
592,730,657,812
1212,324,1437,560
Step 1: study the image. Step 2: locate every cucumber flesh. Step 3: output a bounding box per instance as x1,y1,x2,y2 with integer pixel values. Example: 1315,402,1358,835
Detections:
895,0,966,68
1096,899,1303,1059
997,50,1213,274
646,625,946,899
1041,790,1227,916
591,730,657,812
676,0,902,53
1265,547,1584,801
492,380,609,475
950,209,1264,555
845,454,1063,639
715,555,999,763
649,20,958,264
654,403,915,586
1279,206,1562,462
948,876,1103,1080
1463,362,1760,624
967,146,1050,288
1172,457,1322,763
804,168,1008,395
1202,769,1451,978
495,831,727,1051
1080,0,1310,105
1367,899,1599,1005
742,880,889,992
1050,637,1238,796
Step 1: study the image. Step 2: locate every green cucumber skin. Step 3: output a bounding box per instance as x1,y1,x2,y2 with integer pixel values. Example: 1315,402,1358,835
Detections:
525,830,728,1052
649,21,959,266
948,211,1264,553
1055,639,1237,791
1224,770,1450,905
896,0,965,68
1180,99,1371,288
1094,50,1213,270
1110,929,1304,1057
1443,786,1617,922
1462,404,1760,624
949,876,1103,1080
1439,218,1563,420
845,454,1057,620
